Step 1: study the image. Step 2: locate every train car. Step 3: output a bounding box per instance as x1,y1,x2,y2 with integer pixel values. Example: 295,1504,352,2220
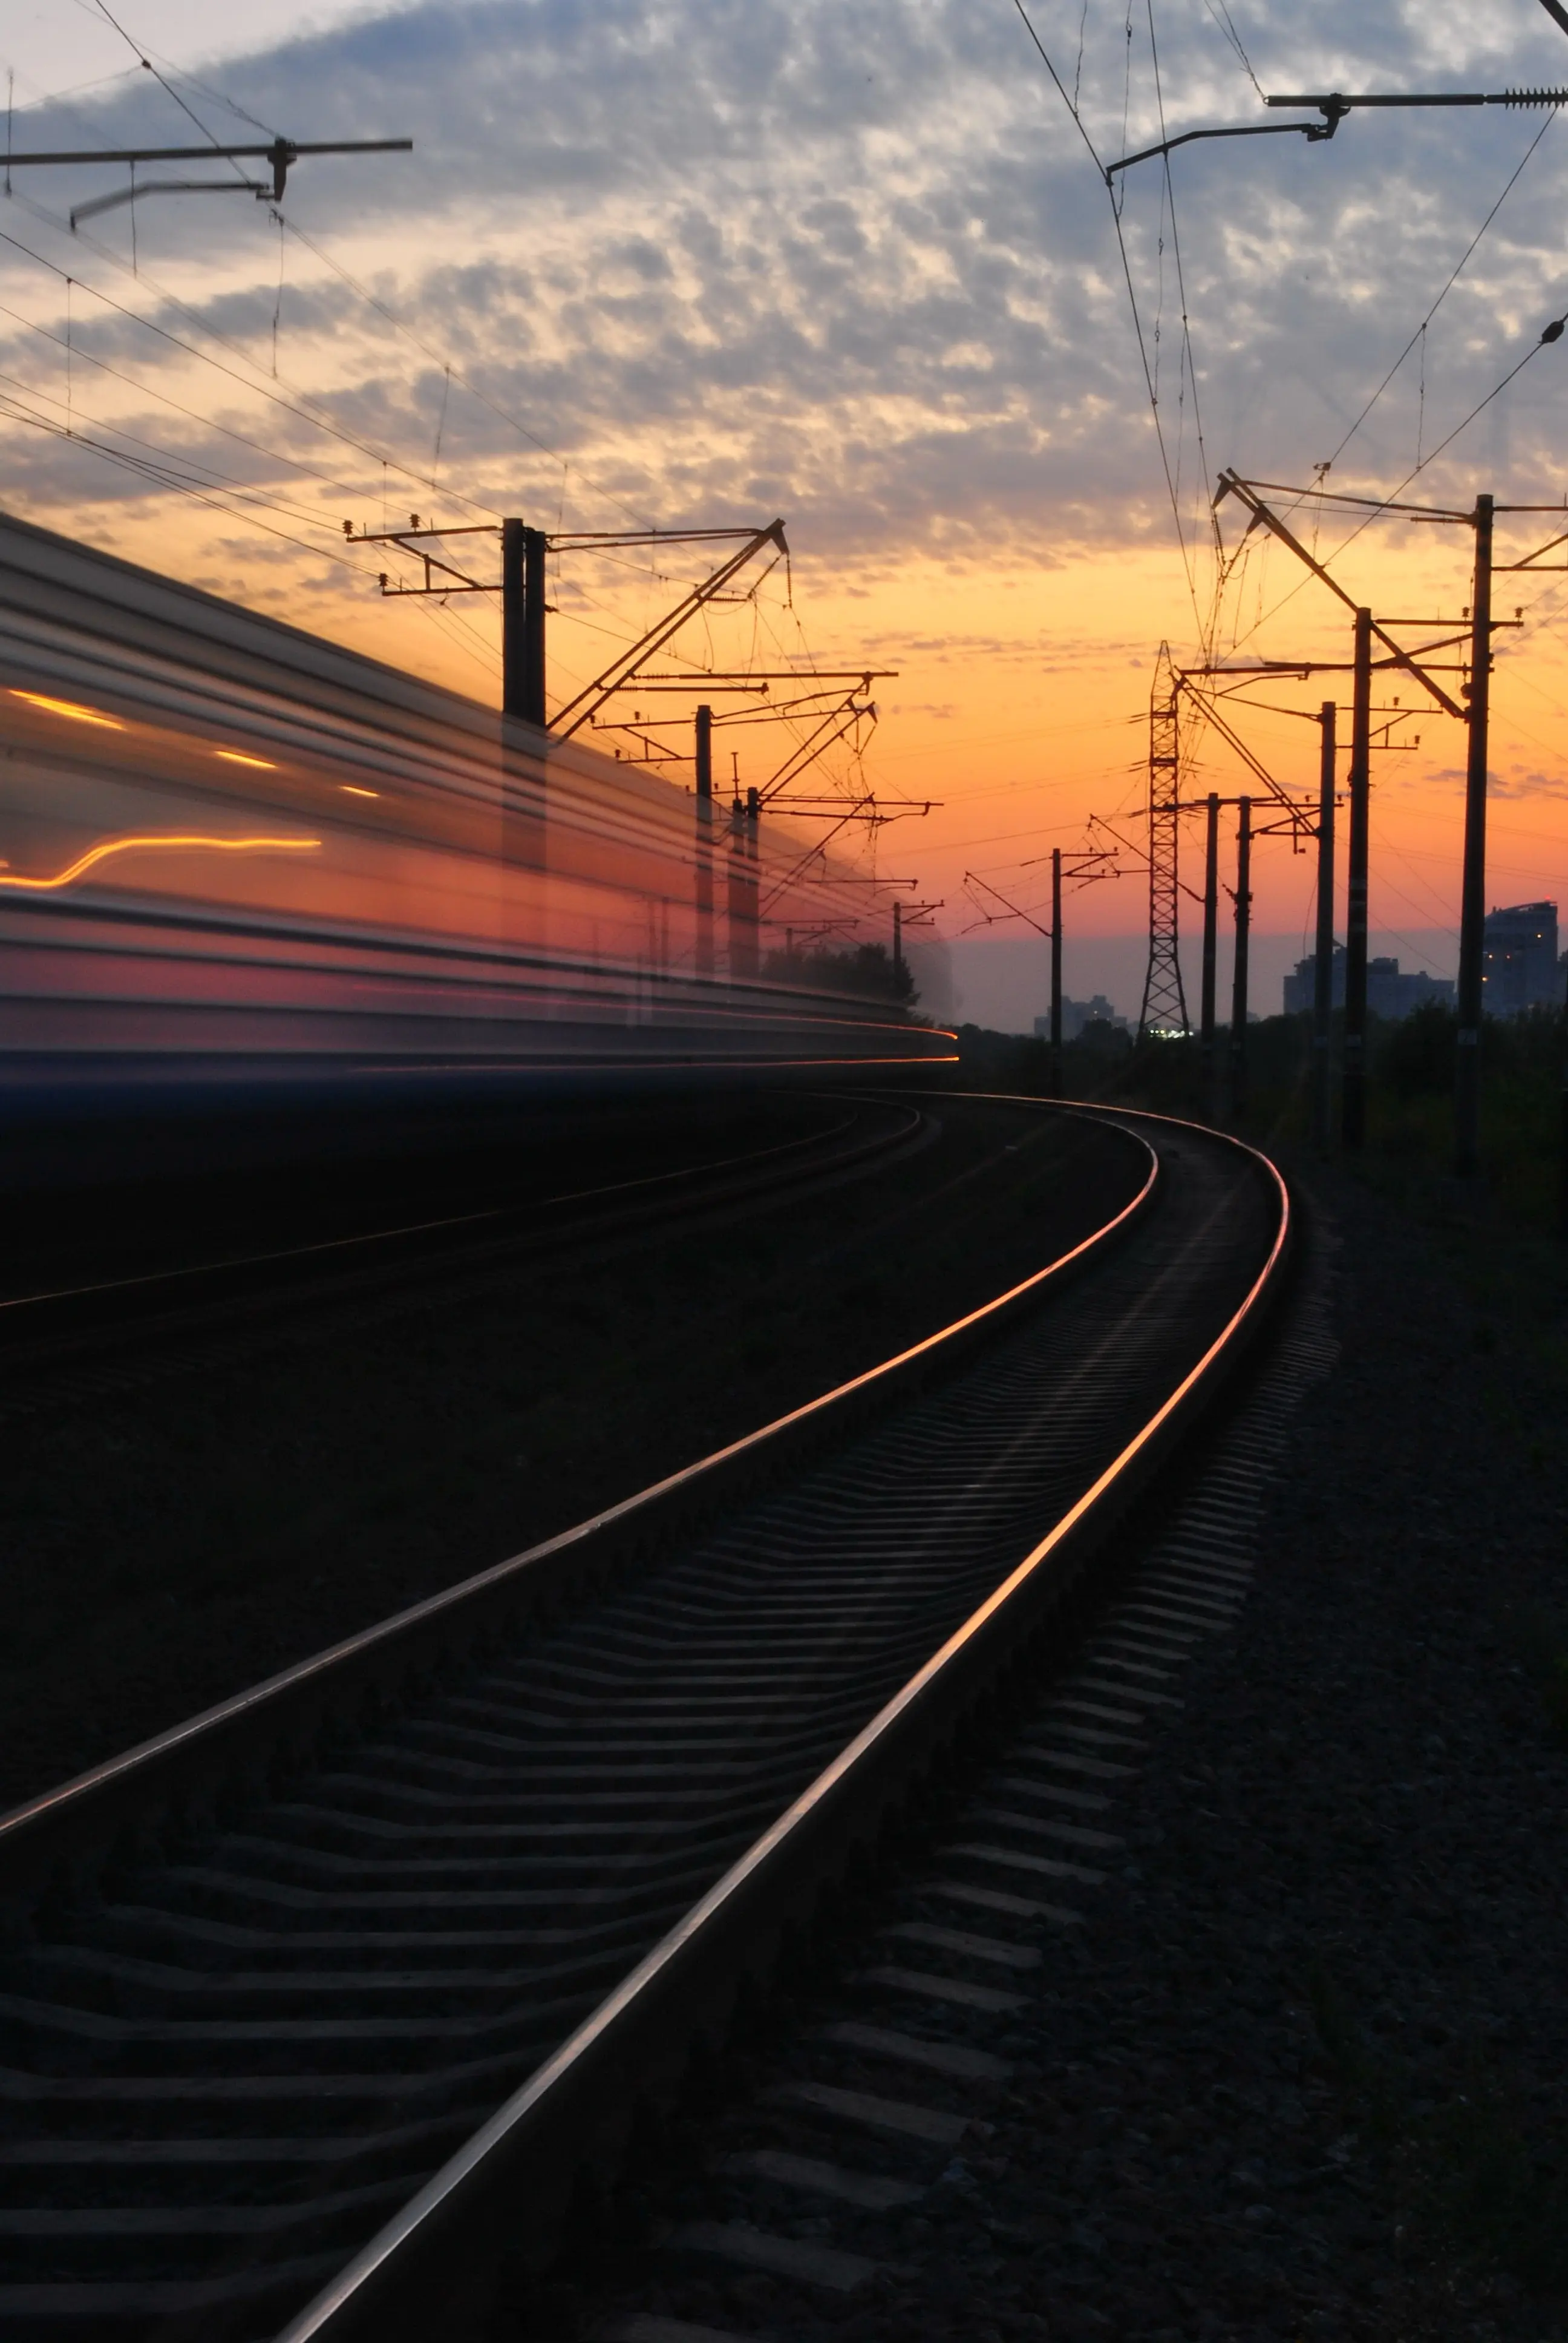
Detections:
0,510,953,1153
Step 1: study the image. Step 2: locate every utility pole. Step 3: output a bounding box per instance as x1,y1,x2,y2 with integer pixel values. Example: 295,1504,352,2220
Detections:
1455,494,1494,1178
694,704,714,977
965,850,1117,1078
501,521,547,726
1230,798,1253,1115
727,787,746,980
1343,608,1373,1149
892,899,904,990
1313,701,1338,1153
1051,848,1064,1098
1200,793,1220,1114
523,526,546,726
726,785,760,980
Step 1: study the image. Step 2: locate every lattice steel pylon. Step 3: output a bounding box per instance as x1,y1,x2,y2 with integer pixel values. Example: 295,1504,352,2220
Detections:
1137,641,1190,1040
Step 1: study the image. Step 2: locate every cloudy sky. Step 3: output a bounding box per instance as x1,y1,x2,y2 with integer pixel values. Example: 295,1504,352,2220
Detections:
5,0,1568,1020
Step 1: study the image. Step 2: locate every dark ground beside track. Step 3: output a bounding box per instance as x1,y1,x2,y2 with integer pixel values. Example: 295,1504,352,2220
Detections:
910,1165,1568,2343
0,1092,1142,1817
967,1165,1568,2343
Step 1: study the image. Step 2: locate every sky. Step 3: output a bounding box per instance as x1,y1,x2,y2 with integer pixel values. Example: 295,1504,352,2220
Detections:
4,0,1568,1027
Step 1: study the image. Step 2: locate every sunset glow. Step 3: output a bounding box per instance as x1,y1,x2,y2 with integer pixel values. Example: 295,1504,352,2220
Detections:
2,2,1567,1023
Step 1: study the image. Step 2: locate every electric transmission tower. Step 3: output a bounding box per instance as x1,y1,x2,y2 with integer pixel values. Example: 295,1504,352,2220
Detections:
1137,641,1189,1040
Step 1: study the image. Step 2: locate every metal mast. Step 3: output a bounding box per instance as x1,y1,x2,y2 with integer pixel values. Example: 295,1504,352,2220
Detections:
1138,641,1189,1040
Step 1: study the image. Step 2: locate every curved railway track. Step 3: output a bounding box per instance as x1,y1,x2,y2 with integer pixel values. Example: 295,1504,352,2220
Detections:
0,1103,1289,2341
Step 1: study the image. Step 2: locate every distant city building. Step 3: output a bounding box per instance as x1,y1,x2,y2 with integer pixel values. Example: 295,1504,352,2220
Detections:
1481,902,1560,1014
1284,945,1453,1020
1033,993,1129,1043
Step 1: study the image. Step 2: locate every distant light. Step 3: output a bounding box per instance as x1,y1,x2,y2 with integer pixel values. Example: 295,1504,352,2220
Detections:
341,785,379,799
10,690,123,730
214,749,277,769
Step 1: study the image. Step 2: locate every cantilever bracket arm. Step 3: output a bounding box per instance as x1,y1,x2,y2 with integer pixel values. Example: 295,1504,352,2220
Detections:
1105,116,1334,179
70,178,276,226
1110,82,1568,177
757,695,877,807
552,521,788,738
1212,470,1468,722
1180,686,1298,812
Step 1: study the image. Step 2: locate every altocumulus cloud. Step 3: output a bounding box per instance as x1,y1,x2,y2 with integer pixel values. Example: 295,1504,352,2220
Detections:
5,0,1568,566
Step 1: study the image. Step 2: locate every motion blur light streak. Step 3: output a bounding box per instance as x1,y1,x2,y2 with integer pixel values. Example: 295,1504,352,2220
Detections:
9,691,123,729
0,510,952,1109
0,833,321,893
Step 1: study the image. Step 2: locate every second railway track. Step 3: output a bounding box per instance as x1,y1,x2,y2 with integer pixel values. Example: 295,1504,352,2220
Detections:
0,1093,927,1418
0,1101,1289,2342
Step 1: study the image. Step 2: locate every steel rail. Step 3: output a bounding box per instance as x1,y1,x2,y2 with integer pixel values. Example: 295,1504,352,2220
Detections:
0,1095,918,1346
0,1109,1155,1917
0,1104,1282,2338
269,1108,1288,2342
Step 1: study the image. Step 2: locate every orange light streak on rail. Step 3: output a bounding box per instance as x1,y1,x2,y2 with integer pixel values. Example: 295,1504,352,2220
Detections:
0,833,321,891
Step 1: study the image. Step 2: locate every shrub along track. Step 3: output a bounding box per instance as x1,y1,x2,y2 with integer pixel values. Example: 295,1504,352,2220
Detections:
0,1103,1287,2342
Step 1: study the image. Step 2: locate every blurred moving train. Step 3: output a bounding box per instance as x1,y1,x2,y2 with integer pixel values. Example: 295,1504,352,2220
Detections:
0,510,953,1156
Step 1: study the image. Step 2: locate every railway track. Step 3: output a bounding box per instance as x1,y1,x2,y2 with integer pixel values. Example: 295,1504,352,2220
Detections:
0,1103,1289,2341
0,1093,927,1422
581,1257,1337,2343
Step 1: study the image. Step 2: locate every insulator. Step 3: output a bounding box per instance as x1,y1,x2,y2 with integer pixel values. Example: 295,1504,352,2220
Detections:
1503,87,1568,106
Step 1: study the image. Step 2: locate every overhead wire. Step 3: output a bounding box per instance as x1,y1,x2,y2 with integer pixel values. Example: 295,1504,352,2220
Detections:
89,0,252,186
1316,108,1560,485
1,203,506,522
275,212,654,534
1011,0,1206,640
1218,111,1566,660
1198,0,1263,99
0,51,687,696
1145,0,1221,653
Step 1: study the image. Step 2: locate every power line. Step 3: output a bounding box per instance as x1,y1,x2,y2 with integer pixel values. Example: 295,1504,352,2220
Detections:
1011,0,1207,642
1146,0,1219,647
0,203,504,522
1319,108,1559,479
90,0,250,184
1200,0,1263,99
276,212,655,534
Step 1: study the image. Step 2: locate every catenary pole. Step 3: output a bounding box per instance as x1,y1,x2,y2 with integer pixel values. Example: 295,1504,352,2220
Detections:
501,519,525,721
1231,797,1252,1115
522,527,547,727
1455,493,1494,1178
1050,847,1063,1098
1313,701,1338,1153
1201,793,1220,1115
694,704,714,977
1343,608,1373,1148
